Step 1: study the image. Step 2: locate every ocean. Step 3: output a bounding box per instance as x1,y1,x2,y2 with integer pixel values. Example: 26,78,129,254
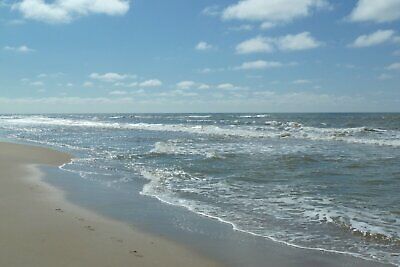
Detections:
0,113,399,266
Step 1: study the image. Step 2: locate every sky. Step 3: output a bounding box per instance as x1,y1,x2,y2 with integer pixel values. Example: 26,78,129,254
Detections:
0,0,399,113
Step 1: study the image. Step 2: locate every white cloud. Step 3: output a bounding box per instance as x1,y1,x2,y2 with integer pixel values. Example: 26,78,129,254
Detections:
35,72,65,78
293,79,312,84
350,29,397,48
394,50,400,56
217,83,235,90
109,90,128,95
198,84,210,90
198,67,225,74
0,92,397,113
386,62,400,70
276,32,322,51
236,32,321,54
378,73,392,80
260,21,275,30
139,79,162,87
176,81,196,89
176,81,213,90
83,81,93,87
236,36,274,54
202,5,220,17
4,45,35,53
336,63,356,69
195,41,213,51
235,60,283,70
222,0,329,25
30,81,44,86
12,0,130,24
229,24,254,31
90,72,130,82
349,0,400,23
127,82,138,87
170,90,199,97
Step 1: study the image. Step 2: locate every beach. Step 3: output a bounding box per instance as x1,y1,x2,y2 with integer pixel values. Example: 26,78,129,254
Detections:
0,140,394,267
0,141,220,267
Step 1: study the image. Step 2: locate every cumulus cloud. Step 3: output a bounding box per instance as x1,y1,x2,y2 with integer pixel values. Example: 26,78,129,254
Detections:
202,5,220,17
377,73,392,80
276,32,322,51
293,79,312,84
176,81,196,89
109,90,128,95
217,83,236,90
30,81,44,86
36,72,65,79
386,62,400,70
222,0,329,25
90,72,131,82
198,84,210,90
195,41,213,51
176,81,213,90
349,0,400,23
3,45,35,53
198,67,225,74
260,21,275,30
349,29,397,47
12,0,130,24
229,24,254,31
127,82,138,87
83,81,93,87
236,36,274,54
139,79,162,87
236,32,321,54
235,60,283,70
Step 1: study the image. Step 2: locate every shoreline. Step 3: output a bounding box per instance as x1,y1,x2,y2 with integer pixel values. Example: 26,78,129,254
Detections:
0,141,394,267
0,142,221,267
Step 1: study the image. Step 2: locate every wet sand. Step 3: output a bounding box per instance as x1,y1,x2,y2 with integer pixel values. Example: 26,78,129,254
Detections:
0,142,220,267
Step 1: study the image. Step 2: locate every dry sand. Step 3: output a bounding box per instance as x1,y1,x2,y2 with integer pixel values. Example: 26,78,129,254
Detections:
0,142,221,267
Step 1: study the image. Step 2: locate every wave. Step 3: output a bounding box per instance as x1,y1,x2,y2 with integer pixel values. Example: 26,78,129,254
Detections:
149,141,231,159
239,114,270,118
137,166,397,266
109,116,125,119
2,116,399,147
186,115,212,118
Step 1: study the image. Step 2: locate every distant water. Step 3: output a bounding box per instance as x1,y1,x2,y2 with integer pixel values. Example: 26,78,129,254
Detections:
0,113,399,265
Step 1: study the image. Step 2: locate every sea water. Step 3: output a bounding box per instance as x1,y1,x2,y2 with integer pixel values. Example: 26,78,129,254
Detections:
0,113,399,265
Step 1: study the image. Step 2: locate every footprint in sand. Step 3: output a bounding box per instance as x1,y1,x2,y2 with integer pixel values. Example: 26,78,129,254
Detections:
129,250,143,258
85,225,95,231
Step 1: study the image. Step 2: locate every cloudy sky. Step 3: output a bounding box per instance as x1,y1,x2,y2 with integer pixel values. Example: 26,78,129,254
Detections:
1,0,399,113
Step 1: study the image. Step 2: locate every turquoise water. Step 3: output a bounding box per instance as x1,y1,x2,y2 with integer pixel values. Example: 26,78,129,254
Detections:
0,113,399,265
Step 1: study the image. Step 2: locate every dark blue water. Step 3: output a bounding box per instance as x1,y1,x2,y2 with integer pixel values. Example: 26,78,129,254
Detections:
0,113,399,265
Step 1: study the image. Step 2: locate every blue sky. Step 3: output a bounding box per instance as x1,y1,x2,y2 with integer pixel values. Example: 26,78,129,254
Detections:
0,0,399,113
